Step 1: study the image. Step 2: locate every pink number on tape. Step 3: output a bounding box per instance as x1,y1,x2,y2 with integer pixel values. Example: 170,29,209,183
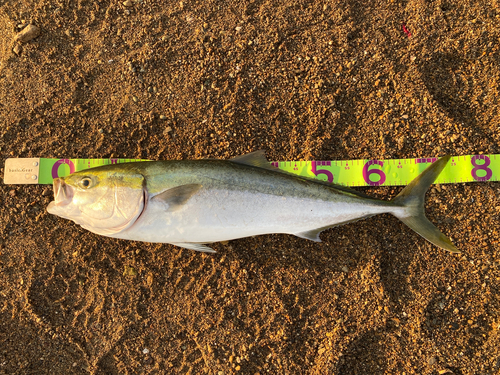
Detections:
311,161,334,183
363,160,386,186
471,155,492,182
51,159,75,179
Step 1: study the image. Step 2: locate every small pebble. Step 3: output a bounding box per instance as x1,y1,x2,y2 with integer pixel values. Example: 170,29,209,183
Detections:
123,0,133,6
13,44,22,55
14,24,41,43
397,136,406,150
159,115,167,120
123,265,137,277
341,266,348,273
142,348,150,354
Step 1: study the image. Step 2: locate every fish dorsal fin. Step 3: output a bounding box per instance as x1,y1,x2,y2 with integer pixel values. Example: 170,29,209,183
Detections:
152,184,202,212
230,150,276,170
230,150,373,200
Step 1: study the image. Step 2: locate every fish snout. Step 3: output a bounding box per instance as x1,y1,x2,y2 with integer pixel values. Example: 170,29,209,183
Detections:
53,178,74,206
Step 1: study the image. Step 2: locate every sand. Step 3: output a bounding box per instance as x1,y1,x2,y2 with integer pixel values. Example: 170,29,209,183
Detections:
0,0,499,374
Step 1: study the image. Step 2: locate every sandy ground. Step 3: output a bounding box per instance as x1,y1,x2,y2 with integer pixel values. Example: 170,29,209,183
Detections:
1,0,499,374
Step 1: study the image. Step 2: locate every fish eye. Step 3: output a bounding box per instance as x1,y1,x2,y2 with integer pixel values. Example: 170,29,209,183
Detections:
79,177,93,189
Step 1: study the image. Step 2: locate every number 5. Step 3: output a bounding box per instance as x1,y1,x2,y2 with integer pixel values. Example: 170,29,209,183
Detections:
312,161,334,183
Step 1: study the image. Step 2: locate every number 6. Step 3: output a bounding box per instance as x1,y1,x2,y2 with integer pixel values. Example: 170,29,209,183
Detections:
363,160,386,186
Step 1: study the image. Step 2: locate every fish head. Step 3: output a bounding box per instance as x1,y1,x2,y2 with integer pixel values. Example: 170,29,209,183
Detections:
47,169,146,235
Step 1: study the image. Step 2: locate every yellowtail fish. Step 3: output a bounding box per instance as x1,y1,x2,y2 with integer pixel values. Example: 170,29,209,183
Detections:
47,151,458,253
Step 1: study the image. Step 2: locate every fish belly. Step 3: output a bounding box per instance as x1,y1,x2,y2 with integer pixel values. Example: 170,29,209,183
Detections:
115,188,391,244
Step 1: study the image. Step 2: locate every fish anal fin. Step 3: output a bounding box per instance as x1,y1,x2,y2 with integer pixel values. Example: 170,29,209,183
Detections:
152,184,202,212
294,216,378,243
294,227,326,242
172,242,216,253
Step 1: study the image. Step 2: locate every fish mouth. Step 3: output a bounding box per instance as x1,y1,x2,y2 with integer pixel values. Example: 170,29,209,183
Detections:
52,178,74,206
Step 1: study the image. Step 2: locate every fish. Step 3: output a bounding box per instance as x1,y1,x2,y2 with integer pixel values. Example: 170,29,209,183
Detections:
47,151,458,253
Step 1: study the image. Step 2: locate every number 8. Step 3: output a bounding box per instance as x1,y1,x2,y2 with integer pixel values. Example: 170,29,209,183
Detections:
471,155,492,182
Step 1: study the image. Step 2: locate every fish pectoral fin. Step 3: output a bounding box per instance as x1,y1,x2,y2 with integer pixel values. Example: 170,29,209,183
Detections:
152,184,202,212
172,242,216,253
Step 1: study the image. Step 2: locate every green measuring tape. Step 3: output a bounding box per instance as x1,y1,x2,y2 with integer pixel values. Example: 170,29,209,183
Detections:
3,155,499,186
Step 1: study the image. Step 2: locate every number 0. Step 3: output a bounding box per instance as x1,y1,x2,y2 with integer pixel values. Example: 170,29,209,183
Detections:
51,159,76,179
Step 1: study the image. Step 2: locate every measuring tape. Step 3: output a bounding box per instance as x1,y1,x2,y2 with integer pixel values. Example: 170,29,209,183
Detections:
3,154,499,186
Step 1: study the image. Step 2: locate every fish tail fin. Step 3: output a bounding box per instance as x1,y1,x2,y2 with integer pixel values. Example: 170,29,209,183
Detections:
391,155,459,253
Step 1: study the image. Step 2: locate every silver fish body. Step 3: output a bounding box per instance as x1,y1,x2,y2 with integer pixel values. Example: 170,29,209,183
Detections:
47,151,458,253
